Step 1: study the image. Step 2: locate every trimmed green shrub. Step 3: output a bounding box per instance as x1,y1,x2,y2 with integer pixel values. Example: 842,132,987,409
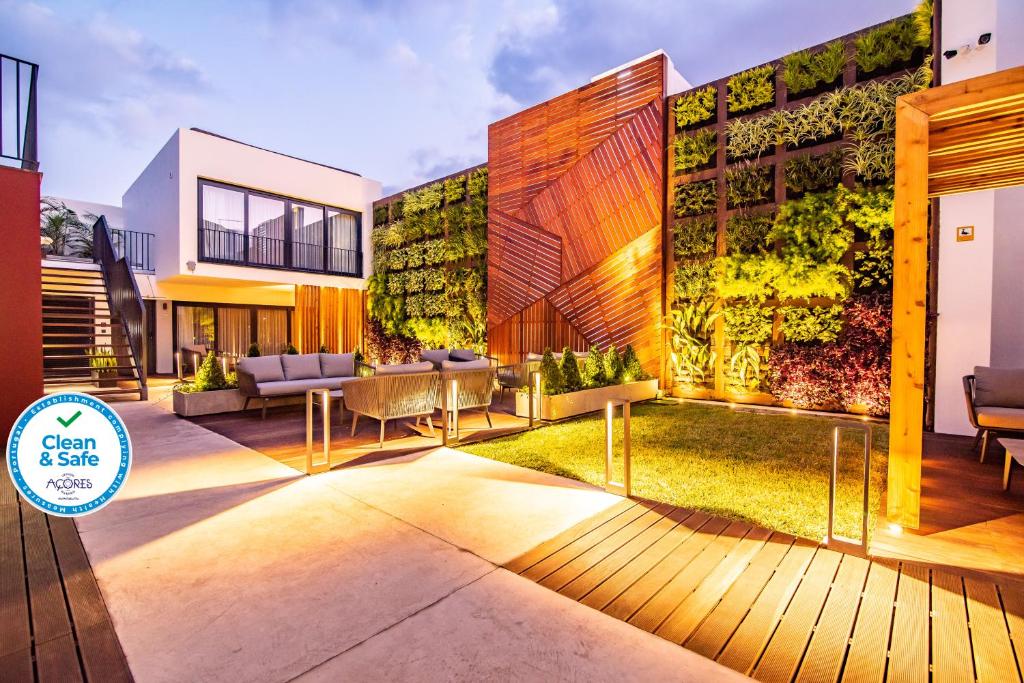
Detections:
285,344,299,355
674,86,717,129
782,40,845,96
674,129,717,172
726,210,774,254
726,163,773,208
675,215,717,259
603,345,624,384
674,180,717,218
195,352,228,391
723,302,773,344
246,343,260,357
540,348,564,395
727,64,775,114
855,14,929,75
674,261,715,301
780,305,844,343
582,346,606,388
444,175,466,203
622,344,647,382
785,149,844,195
560,346,583,391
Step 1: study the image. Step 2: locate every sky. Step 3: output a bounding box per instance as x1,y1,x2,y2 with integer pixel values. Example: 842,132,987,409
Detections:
2,0,917,205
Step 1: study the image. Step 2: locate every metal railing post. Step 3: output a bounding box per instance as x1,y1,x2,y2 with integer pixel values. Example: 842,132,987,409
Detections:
827,423,872,553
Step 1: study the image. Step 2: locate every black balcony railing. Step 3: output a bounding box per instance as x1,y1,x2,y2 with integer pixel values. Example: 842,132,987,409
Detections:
1,54,39,171
94,217,147,399
199,226,361,276
110,228,154,272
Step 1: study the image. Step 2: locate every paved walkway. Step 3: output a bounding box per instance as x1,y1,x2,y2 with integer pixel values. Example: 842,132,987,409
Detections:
79,398,742,681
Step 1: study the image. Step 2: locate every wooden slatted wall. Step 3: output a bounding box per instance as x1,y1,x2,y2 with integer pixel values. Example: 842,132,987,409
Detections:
292,284,365,354
487,54,667,376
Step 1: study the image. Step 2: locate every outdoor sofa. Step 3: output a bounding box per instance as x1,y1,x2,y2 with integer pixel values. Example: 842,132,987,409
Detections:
963,366,1024,462
237,353,370,419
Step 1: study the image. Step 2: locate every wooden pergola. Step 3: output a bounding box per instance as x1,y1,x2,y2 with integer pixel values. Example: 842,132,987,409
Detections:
888,65,1024,527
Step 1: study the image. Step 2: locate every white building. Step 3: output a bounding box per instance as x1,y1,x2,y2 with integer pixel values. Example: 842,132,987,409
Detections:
123,128,381,375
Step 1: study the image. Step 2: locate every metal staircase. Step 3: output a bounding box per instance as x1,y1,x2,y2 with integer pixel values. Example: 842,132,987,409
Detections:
41,218,148,400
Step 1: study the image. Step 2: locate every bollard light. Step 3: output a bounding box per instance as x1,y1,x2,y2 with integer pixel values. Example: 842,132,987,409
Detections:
175,352,182,380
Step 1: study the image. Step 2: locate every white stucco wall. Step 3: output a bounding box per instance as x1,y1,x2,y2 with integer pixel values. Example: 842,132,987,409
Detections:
50,197,126,231
933,0,1024,435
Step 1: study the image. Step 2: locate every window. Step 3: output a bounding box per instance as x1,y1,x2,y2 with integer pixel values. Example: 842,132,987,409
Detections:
173,302,293,373
197,179,362,276
176,305,215,373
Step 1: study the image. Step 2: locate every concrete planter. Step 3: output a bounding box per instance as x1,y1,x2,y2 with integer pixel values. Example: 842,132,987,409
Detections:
172,388,247,417
515,379,659,421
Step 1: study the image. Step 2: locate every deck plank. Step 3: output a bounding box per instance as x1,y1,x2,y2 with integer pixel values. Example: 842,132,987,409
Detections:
887,563,931,683
655,526,772,645
931,569,974,683
503,498,638,574
844,560,899,683
1000,582,1024,676
579,510,712,611
794,554,870,683
0,496,32,665
602,515,730,622
752,548,843,683
715,539,817,674
964,576,1019,683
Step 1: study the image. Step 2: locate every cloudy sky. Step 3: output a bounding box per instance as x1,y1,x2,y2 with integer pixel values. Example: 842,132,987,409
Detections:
2,0,916,204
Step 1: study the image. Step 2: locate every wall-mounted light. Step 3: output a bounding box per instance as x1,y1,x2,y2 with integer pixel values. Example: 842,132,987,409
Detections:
186,260,196,272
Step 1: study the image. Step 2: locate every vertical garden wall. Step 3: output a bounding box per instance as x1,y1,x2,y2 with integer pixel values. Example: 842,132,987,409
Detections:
367,165,489,362
666,6,933,416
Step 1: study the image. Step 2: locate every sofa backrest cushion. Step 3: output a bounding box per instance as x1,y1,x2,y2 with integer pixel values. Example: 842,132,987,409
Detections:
974,366,1024,408
238,355,285,383
282,353,322,381
441,358,490,371
320,353,355,378
376,361,434,375
449,348,476,362
420,349,450,365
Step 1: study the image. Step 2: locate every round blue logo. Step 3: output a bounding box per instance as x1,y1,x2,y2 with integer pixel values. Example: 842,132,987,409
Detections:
6,392,132,517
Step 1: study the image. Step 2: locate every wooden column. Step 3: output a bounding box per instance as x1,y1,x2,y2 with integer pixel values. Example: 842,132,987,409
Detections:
887,100,930,528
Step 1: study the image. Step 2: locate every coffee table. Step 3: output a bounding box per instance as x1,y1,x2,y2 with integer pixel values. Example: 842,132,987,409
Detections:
999,438,1024,491
305,388,344,475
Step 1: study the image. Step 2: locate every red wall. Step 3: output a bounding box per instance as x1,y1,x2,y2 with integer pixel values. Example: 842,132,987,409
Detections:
0,166,42,436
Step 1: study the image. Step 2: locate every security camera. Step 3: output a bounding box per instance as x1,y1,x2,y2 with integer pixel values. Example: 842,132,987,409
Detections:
943,49,958,59
978,32,992,45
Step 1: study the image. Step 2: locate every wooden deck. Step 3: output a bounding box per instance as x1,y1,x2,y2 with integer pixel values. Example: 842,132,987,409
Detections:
507,497,1024,682
187,391,529,473
0,470,132,682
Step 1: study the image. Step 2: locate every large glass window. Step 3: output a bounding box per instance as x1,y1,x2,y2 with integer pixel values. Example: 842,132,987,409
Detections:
216,307,252,358
174,303,292,372
257,309,289,355
197,180,361,276
176,305,215,372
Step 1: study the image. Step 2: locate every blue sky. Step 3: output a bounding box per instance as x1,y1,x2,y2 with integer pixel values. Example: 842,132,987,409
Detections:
2,0,916,205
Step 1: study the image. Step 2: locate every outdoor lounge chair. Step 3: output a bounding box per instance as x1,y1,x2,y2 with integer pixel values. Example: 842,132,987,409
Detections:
341,371,441,447
437,363,497,438
496,360,541,402
419,348,498,370
963,366,1024,462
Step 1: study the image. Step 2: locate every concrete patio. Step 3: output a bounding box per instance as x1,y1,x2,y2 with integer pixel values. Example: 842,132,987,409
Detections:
76,396,744,682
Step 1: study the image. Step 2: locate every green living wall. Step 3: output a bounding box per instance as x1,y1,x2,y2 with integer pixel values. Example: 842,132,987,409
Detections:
669,5,932,416
366,167,488,363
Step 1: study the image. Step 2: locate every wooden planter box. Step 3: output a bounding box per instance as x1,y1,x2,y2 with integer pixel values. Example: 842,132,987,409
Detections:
172,389,247,417
515,379,659,421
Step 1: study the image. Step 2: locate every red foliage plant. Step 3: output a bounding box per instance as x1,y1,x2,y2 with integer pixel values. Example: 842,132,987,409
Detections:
365,319,422,365
769,292,891,416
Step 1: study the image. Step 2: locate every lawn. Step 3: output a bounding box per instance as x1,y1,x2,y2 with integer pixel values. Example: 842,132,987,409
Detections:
461,400,888,541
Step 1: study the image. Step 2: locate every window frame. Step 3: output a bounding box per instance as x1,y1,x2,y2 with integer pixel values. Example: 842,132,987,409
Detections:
171,300,294,374
197,178,362,277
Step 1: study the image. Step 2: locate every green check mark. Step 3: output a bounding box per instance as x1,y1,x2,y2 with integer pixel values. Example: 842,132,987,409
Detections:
56,410,82,428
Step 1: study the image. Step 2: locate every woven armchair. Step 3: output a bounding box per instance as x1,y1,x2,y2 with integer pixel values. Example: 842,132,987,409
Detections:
342,371,441,447
496,361,541,401
438,367,497,438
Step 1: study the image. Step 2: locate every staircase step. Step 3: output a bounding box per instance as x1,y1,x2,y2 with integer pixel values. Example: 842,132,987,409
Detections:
43,364,139,372
44,375,140,385
43,386,145,398
43,353,135,360
43,324,122,331
42,305,111,311
43,346,131,352
40,269,103,277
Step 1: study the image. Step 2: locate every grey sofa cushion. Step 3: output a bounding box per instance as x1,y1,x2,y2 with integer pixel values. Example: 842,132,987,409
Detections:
449,348,476,362
320,353,355,378
974,366,1024,408
441,358,490,370
420,349,450,366
282,354,322,381
238,355,285,383
976,406,1024,430
257,377,342,396
376,361,434,375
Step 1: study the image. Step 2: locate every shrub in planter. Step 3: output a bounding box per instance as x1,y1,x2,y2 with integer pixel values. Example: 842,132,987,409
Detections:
726,163,773,209
195,351,228,391
727,64,775,114
674,260,715,302
726,210,773,254
782,40,845,97
582,346,606,388
622,344,647,382
674,129,717,173
560,346,583,392
674,216,716,259
285,344,299,355
539,348,564,395
780,305,844,343
246,342,260,357
674,180,717,218
784,149,844,196
318,344,329,353
723,301,773,345
603,345,624,384
674,86,717,129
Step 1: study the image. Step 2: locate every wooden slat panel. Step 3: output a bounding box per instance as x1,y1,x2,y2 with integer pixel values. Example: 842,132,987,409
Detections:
1000,584,1024,677
887,563,931,683
964,577,1018,683
0,481,32,679
931,570,974,683
844,560,899,683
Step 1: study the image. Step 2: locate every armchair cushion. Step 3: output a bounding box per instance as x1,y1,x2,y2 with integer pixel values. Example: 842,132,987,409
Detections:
449,348,477,362
420,349,450,366
974,366,1024,408
238,355,285,383
976,406,1024,430
282,354,322,380
376,361,434,375
319,353,355,378
441,358,490,370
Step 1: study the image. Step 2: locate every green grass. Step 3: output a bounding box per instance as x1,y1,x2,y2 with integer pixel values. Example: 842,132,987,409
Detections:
461,401,888,541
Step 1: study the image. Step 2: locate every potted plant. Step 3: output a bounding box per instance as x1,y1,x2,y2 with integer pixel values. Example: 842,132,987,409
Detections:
86,346,119,388
172,352,245,417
